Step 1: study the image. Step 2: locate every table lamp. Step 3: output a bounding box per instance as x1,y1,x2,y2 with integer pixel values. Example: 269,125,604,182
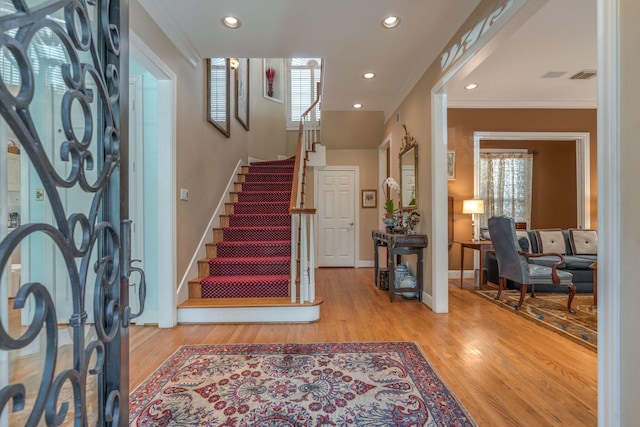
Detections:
462,199,485,241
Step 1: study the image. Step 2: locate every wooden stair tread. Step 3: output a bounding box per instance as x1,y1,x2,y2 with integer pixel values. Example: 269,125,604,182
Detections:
178,296,324,308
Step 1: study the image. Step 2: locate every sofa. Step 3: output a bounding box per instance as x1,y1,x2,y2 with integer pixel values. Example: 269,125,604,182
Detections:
484,228,597,293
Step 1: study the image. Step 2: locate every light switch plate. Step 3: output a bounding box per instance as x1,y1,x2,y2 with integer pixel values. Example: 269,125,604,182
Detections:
36,189,44,201
180,188,189,201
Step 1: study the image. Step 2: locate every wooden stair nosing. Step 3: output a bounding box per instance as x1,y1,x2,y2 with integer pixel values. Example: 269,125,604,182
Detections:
178,296,324,309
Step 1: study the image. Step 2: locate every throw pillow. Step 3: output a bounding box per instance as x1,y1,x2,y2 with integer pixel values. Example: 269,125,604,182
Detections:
534,229,566,254
517,236,530,253
515,230,532,253
569,229,598,255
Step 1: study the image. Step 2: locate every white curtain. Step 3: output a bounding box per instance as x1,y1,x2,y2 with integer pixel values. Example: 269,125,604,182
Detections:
479,152,533,228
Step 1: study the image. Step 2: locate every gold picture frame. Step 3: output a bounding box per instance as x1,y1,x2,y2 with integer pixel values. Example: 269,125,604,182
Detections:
235,58,249,131
207,58,230,137
362,189,377,208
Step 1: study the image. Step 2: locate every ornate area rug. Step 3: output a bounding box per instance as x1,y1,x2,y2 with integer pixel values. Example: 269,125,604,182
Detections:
129,342,477,426
474,289,597,352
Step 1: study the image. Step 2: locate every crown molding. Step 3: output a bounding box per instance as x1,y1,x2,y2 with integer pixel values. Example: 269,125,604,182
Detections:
138,0,200,69
446,99,597,109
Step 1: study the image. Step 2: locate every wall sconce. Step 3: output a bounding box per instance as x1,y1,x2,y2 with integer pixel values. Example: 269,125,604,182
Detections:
462,199,484,241
229,58,239,70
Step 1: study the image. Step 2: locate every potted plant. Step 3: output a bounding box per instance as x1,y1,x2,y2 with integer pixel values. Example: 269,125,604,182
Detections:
382,177,399,230
382,177,399,215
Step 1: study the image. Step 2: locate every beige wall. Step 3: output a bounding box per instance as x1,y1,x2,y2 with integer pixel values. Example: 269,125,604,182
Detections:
620,0,640,422
321,111,386,150
247,59,288,160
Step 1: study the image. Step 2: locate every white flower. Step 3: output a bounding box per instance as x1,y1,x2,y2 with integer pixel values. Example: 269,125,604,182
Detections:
383,177,400,193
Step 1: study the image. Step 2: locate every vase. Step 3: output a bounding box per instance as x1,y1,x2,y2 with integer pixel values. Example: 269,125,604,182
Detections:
394,264,409,288
399,274,418,299
268,83,274,97
382,217,395,232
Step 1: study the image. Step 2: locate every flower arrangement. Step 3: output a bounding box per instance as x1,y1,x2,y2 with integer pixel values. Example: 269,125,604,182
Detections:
265,67,276,97
382,177,400,216
406,209,421,232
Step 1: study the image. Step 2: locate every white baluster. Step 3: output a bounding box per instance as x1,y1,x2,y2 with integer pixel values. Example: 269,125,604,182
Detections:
290,215,297,303
300,214,309,303
309,214,315,302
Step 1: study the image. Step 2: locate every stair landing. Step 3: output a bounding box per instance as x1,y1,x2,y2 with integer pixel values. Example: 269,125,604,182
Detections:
177,297,323,324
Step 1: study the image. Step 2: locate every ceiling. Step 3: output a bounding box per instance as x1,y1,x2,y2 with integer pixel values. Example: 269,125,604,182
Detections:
138,0,597,119
447,0,597,108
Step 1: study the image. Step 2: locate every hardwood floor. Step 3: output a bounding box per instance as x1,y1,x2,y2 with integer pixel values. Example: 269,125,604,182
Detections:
130,267,597,426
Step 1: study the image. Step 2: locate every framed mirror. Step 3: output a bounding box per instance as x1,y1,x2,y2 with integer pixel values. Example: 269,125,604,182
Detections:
207,58,230,137
399,145,418,209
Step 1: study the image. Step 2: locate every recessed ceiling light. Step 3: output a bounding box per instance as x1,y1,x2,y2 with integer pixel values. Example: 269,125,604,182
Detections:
363,72,375,79
353,103,362,109
382,16,400,29
222,16,240,29
465,83,478,90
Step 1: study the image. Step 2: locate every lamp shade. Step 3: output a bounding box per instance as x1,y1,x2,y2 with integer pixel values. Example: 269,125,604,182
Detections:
462,199,485,215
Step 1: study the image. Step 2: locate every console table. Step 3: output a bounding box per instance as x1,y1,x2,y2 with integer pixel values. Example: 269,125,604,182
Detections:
372,230,428,302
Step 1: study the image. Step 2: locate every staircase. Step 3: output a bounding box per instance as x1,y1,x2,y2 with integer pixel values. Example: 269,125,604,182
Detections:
179,157,322,323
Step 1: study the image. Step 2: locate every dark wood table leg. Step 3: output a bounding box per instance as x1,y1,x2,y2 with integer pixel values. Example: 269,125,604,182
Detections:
373,241,379,287
417,248,423,301
459,243,465,288
388,248,396,302
478,248,485,289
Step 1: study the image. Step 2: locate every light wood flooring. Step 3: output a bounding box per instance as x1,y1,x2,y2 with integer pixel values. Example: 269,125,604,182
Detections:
130,267,597,426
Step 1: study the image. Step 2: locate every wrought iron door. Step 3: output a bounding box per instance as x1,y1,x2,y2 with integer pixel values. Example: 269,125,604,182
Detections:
0,0,141,425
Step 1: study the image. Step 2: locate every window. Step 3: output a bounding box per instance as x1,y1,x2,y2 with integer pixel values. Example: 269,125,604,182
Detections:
287,58,322,129
1,28,69,94
479,150,533,228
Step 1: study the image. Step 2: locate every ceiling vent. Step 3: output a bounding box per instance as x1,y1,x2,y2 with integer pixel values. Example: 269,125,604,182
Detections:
541,71,567,78
570,70,597,80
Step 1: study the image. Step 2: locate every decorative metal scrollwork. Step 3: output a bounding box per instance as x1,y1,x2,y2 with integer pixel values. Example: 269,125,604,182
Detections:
0,0,129,425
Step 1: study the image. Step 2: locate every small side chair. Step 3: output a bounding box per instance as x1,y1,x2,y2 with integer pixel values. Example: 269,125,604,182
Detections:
488,216,576,313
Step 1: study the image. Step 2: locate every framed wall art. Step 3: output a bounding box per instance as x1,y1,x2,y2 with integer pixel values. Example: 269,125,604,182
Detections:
207,58,230,137
361,189,377,208
262,58,284,103
235,58,249,131
447,151,456,180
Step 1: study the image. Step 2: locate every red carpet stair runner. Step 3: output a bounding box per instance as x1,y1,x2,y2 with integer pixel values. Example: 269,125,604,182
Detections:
198,158,294,298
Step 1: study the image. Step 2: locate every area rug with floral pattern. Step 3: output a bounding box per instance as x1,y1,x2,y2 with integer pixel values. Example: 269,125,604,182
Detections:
473,289,597,352
129,342,476,426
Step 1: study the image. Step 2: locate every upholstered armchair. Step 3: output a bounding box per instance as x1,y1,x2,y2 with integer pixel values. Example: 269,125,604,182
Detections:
488,216,576,313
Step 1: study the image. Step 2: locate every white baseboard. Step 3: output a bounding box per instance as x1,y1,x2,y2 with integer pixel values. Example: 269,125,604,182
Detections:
421,291,433,308
131,309,158,326
358,260,375,267
448,269,475,279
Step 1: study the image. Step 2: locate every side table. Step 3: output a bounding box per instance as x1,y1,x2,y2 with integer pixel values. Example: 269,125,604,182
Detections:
372,230,428,302
455,240,494,289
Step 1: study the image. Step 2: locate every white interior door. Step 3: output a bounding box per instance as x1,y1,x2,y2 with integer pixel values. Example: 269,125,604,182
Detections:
317,168,356,267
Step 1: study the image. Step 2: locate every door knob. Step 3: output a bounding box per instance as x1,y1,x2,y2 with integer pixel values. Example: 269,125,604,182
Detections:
349,221,354,226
